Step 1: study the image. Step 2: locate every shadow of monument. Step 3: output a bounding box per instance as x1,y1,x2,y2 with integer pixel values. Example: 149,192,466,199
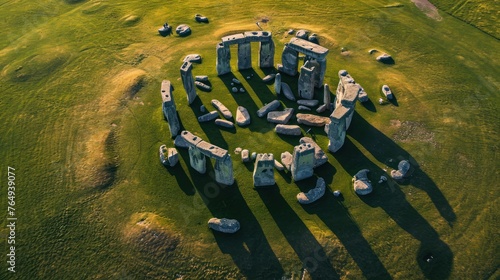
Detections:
258,186,339,280
164,160,195,195
347,112,456,225
360,98,377,112
333,137,453,279
239,68,277,105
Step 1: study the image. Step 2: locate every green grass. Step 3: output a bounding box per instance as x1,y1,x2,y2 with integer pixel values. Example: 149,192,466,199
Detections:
0,0,498,279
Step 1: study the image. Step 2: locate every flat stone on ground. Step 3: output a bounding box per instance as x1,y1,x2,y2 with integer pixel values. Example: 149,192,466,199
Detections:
176,24,192,37
208,218,240,233
297,177,326,204
297,99,319,107
275,124,301,136
198,111,219,122
236,106,251,126
300,137,328,167
274,160,285,171
257,100,281,117
195,81,211,91
281,82,295,101
296,113,331,127
215,119,234,128
211,99,233,119
262,74,276,83
267,108,294,124
195,75,209,82
280,151,293,171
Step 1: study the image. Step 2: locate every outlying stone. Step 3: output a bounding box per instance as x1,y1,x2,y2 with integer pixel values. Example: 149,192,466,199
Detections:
267,108,294,124
257,100,281,117
295,29,309,39
274,160,285,171
236,106,251,126
280,151,292,171
198,111,219,122
208,218,240,233
158,23,172,36
353,169,373,195
176,24,191,37
195,81,211,91
297,99,319,107
241,149,250,162
297,177,326,204
159,145,179,167
391,160,410,180
300,137,328,167
296,113,331,127
281,82,295,101
194,14,209,23
195,75,209,82
275,124,301,136
215,119,234,128
211,99,233,119
298,105,311,111
262,74,276,83
308,34,319,44
184,54,202,63
376,53,394,64
382,85,393,100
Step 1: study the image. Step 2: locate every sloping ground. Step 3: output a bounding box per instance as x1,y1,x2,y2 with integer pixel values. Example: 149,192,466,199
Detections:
429,0,500,38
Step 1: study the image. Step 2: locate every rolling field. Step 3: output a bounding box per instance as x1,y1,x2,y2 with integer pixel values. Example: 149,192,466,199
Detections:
0,0,498,279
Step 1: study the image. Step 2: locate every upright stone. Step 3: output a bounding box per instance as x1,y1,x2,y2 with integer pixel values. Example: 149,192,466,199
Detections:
216,43,231,76
327,105,351,153
298,61,316,100
188,146,206,174
259,39,275,68
300,137,328,167
253,153,275,187
180,61,197,104
161,80,180,138
281,46,299,76
274,73,282,94
215,155,234,185
238,42,252,70
291,143,315,181
324,84,331,110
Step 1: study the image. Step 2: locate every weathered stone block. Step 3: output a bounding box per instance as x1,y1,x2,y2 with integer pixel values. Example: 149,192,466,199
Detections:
291,143,315,181
253,153,275,187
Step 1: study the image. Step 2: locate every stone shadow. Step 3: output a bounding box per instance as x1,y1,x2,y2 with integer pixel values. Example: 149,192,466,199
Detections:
164,159,195,195
239,68,277,105
258,186,339,280
360,99,377,112
333,137,453,279
347,112,456,225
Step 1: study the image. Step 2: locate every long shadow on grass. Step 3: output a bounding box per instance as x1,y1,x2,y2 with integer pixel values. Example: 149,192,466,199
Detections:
239,68,277,105
258,186,339,280
176,149,284,278
347,112,456,225
333,137,453,279
188,97,229,149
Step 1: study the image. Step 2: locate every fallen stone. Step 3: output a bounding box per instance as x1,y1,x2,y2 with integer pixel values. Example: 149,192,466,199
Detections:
215,119,234,128
267,108,294,124
333,190,341,197
353,169,373,195
211,99,233,119
358,89,369,102
280,151,293,171
391,160,410,180
208,218,240,233
316,104,327,113
295,29,309,39
194,14,209,23
184,54,202,63
376,53,394,64
174,135,189,149
300,137,328,167
297,177,326,204
287,29,295,35
158,23,172,36
274,160,285,171
159,145,169,166
241,149,250,162
298,105,311,111
281,82,295,101
195,75,209,82
234,147,242,154
275,73,282,94
198,111,219,122
262,74,276,83
297,99,319,107
257,100,281,117
239,88,245,93
232,87,238,93
275,124,301,136
236,106,251,126
167,148,179,167
296,113,331,127
176,24,191,37
251,152,257,160
246,76,251,79
308,34,319,44
232,78,241,84
195,81,211,91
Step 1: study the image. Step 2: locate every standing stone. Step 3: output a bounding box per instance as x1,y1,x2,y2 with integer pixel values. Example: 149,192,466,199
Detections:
253,153,275,187
324,84,331,110
188,146,206,174
298,61,316,100
280,151,293,171
167,148,179,167
300,137,328,167
214,155,234,185
161,80,180,138
216,43,231,76
241,149,250,162
327,105,352,152
238,42,252,70
274,73,282,94
236,106,251,126
259,39,275,68
281,82,295,101
291,143,315,181
281,46,299,76
180,61,197,105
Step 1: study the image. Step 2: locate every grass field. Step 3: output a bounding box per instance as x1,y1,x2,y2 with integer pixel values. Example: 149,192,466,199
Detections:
0,0,498,279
